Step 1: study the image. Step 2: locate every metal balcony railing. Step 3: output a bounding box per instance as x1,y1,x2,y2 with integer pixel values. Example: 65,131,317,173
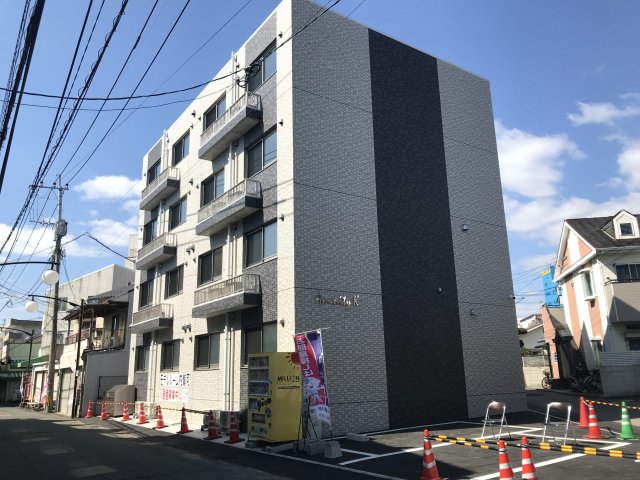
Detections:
194,274,260,306
197,179,261,223
141,167,179,199
200,92,261,147
137,233,177,261
132,304,174,325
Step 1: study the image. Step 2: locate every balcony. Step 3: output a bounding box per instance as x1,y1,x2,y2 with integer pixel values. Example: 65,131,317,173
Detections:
135,233,177,270
195,180,262,236
130,304,173,334
140,167,180,211
192,274,261,318
608,280,640,324
199,92,262,160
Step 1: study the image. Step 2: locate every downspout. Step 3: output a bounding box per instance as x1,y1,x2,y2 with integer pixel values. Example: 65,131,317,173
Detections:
224,315,231,411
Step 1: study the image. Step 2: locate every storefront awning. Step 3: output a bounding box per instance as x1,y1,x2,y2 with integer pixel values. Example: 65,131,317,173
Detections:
14,355,48,368
0,371,24,379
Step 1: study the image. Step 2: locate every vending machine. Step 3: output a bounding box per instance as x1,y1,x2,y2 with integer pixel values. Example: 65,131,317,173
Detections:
247,352,301,442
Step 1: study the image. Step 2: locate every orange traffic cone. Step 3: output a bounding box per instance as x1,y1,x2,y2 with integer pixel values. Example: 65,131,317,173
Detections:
100,400,108,420
225,411,242,444
584,402,604,439
420,429,441,480
154,405,167,429
579,397,589,429
177,407,192,434
520,437,538,480
85,400,94,418
205,410,221,440
122,402,131,421
498,440,515,480
137,402,149,425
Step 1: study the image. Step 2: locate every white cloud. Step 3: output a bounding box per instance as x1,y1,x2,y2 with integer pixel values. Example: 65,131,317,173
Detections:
495,120,584,198
516,253,557,272
0,224,54,262
568,101,640,126
86,218,137,248
617,140,640,189
74,175,141,201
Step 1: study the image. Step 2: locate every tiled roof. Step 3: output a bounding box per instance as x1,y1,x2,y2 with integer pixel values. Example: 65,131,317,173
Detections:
566,213,640,249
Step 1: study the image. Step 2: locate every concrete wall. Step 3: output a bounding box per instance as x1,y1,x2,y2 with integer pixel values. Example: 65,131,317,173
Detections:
522,366,545,389
601,365,640,397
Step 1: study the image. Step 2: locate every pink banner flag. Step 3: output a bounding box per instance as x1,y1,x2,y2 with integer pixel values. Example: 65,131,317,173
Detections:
294,330,331,426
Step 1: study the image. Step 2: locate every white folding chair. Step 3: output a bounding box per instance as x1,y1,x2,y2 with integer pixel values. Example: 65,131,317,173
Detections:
481,401,511,439
541,401,577,445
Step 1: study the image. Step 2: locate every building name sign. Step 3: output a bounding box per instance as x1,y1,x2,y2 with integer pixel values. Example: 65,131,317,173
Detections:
159,372,190,387
314,294,360,307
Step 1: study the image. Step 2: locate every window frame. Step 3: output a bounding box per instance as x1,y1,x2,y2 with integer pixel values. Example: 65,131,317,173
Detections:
139,278,154,309
581,270,595,299
248,41,277,92
247,129,277,177
197,247,223,286
201,170,225,207
245,222,277,267
142,207,159,246
160,339,180,371
203,95,227,131
241,322,277,365
165,265,184,299
135,345,149,372
195,333,221,369
147,160,161,185
172,131,190,166
168,196,188,231
619,222,635,236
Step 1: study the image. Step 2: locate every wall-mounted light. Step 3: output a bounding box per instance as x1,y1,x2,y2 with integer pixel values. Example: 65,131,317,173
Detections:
191,110,196,117
279,213,285,221
188,178,194,185
279,118,284,126
182,323,192,333
469,309,477,317
279,318,285,327
436,287,444,294
461,224,469,231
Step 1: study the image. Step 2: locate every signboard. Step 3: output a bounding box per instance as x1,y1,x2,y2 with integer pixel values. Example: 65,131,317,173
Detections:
293,330,331,426
160,387,189,402
159,372,190,387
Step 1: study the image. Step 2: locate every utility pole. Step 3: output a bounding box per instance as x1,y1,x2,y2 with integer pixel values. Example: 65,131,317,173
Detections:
36,179,68,413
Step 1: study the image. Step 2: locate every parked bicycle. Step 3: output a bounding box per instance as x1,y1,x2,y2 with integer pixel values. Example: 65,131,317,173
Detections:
569,368,602,395
541,369,552,390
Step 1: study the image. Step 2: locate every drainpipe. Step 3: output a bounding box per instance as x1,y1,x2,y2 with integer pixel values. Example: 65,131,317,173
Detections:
224,315,231,411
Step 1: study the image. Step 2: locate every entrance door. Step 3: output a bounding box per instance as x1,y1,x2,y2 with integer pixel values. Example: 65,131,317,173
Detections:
59,369,73,415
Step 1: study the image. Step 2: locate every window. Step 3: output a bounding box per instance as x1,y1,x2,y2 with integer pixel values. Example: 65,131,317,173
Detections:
201,170,225,206
242,323,277,365
203,95,227,131
247,130,277,177
581,270,594,298
198,247,223,285
168,196,187,230
172,132,189,165
135,345,149,371
58,296,68,311
139,278,154,308
628,337,640,351
195,333,220,368
147,160,160,185
165,266,183,298
616,264,640,282
143,207,159,246
161,340,180,371
620,222,634,236
248,42,277,92
246,222,277,266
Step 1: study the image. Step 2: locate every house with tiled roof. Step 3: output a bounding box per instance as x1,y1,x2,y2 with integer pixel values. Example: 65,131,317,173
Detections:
550,209,640,395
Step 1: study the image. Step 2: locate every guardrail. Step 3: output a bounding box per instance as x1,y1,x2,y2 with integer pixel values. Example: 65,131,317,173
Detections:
137,233,177,260
132,304,173,325
197,179,261,223
200,92,261,146
194,274,260,306
141,167,179,199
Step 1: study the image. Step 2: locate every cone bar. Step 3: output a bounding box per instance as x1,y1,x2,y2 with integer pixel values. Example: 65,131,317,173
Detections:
85,399,94,418
498,440,515,480
420,429,441,480
122,402,131,421
618,401,638,440
177,407,193,434
579,397,589,429
154,405,167,429
584,402,604,440
520,436,538,480
205,410,221,440
100,400,108,420
137,402,149,424
224,411,242,444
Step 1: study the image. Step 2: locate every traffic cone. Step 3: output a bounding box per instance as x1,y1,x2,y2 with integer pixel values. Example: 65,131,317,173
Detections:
85,400,94,418
137,402,149,425
204,410,220,440
100,400,108,420
420,429,441,480
579,397,589,429
224,411,242,444
584,402,604,439
177,407,192,434
154,405,167,429
520,437,538,480
121,402,131,421
498,440,515,480
618,401,638,440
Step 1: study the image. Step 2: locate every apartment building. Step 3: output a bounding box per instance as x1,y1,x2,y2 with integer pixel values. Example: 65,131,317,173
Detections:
129,0,525,434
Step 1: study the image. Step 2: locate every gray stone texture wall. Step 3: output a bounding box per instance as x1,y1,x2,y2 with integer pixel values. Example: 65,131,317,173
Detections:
437,60,526,416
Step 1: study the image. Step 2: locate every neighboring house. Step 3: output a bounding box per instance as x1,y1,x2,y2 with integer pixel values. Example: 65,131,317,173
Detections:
128,0,525,435
550,209,640,395
0,318,41,402
518,314,545,351
32,264,134,414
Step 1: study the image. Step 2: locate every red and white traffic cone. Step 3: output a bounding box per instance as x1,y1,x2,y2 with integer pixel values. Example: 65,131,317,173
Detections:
420,429,441,480
520,437,538,480
224,412,242,444
154,405,167,429
177,407,192,434
137,402,149,425
579,397,589,429
584,402,604,439
121,402,131,421
498,440,515,480
100,400,108,420
204,410,220,440
85,400,94,418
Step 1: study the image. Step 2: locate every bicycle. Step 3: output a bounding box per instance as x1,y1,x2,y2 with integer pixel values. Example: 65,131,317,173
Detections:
541,369,552,390
583,369,602,395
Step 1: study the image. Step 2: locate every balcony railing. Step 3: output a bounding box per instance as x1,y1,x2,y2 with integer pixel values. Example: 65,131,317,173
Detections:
132,303,174,325
140,167,180,210
607,280,640,324
199,92,262,160
194,274,260,306
136,233,177,270
195,180,262,236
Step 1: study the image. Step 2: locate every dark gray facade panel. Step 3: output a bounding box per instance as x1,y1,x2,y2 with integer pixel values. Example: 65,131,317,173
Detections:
368,30,469,426
245,11,277,69
133,373,147,401
242,258,277,326
244,162,278,229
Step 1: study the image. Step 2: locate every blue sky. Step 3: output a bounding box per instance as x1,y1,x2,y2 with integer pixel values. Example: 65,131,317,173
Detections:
0,0,639,323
